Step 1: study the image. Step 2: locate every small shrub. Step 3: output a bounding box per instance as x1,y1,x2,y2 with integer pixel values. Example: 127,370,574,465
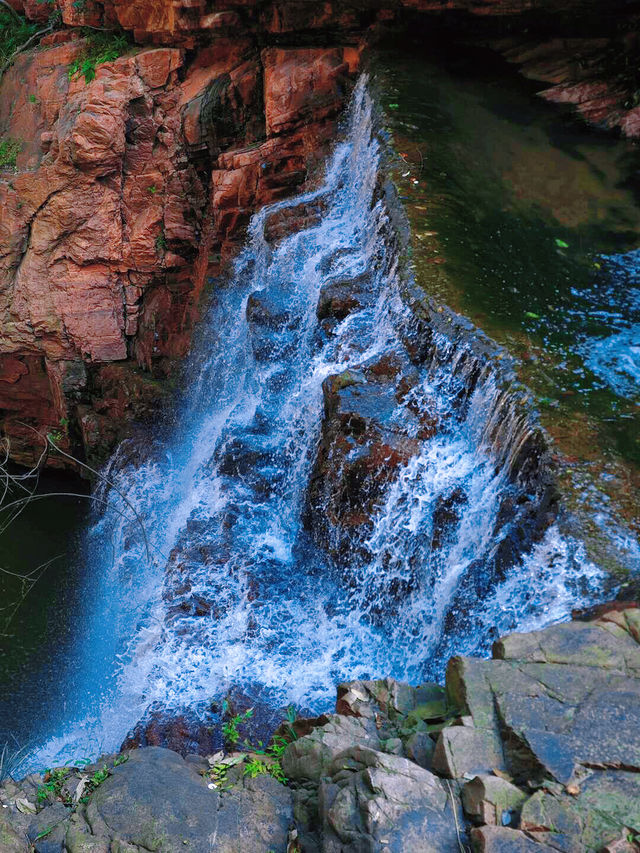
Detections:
78,765,110,804
222,706,253,747
37,768,70,804
0,742,29,784
0,9,40,68
0,137,23,170
68,31,130,84
155,231,167,253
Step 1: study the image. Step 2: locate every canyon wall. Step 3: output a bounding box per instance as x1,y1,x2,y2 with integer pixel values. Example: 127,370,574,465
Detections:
1,0,637,469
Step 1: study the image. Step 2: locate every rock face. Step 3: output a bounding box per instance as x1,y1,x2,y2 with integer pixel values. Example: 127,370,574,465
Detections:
2,0,639,468
442,607,640,852
0,607,639,851
0,17,355,468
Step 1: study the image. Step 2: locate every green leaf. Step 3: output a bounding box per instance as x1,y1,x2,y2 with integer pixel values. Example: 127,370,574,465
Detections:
524,311,540,319
555,238,569,249
388,103,399,110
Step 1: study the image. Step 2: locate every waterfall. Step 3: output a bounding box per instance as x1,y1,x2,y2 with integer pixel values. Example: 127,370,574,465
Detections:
29,77,607,769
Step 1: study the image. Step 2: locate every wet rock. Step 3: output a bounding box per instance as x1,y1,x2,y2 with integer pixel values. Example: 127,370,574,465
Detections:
121,705,221,756
306,361,433,571
319,745,461,852
317,272,371,322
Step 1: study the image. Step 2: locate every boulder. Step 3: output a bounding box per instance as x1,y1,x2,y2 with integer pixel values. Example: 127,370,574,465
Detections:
215,774,293,853
461,774,528,827
319,745,461,852
520,770,640,851
86,748,219,849
0,811,29,853
432,727,506,780
470,825,557,852
282,714,382,785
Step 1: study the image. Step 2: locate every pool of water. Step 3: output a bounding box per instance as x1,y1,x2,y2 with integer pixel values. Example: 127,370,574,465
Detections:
374,43,640,571
0,471,88,751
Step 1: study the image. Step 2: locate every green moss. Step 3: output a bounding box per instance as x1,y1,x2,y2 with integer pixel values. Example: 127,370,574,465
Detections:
0,137,22,170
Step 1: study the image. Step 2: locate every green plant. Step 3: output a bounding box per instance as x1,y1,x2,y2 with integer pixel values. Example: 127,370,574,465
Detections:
0,9,40,68
37,768,70,803
28,93,37,103
241,732,291,785
243,756,269,779
148,184,158,194
155,231,167,253
113,753,128,767
0,741,29,783
35,825,56,841
78,765,110,804
68,31,130,84
0,136,22,170
221,705,253,747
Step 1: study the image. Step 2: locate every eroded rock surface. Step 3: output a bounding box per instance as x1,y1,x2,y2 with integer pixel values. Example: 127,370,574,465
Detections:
0,19,355,468
3,0,640,468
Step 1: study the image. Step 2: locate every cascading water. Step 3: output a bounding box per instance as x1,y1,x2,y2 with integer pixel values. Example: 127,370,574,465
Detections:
30,77,608,768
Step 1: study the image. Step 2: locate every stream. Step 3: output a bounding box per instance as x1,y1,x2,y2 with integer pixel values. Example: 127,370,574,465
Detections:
1,49,638,769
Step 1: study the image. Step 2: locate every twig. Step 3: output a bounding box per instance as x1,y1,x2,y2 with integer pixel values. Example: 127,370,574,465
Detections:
45,434,152,563
446,779,469,853
0,24,53,79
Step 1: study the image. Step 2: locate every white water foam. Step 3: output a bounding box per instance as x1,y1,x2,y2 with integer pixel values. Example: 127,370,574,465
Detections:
28,78,610,770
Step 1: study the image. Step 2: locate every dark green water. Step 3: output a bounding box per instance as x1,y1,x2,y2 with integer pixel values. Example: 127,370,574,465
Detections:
374,44,640,560
0,474,88,742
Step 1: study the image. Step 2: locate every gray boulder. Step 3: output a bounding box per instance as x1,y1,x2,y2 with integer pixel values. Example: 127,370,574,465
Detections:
319,745,461,852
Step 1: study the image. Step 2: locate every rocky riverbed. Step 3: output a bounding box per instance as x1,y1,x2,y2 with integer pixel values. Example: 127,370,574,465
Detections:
2,605,639,852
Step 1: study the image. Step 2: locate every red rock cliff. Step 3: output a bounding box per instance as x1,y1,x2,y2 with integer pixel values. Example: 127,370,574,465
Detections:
1,0,636,469
0,6,360,468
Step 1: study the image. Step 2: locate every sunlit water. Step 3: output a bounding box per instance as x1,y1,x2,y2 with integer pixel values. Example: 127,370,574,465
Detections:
16,78,613,769
376,45,640,466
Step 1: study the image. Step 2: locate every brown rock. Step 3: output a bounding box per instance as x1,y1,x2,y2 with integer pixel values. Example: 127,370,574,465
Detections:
471,826,556,852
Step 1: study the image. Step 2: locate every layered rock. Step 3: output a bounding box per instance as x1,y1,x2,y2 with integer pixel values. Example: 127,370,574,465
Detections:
3,606,639,851
494,33,640,139
0,21,355,468
3,0,640,468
